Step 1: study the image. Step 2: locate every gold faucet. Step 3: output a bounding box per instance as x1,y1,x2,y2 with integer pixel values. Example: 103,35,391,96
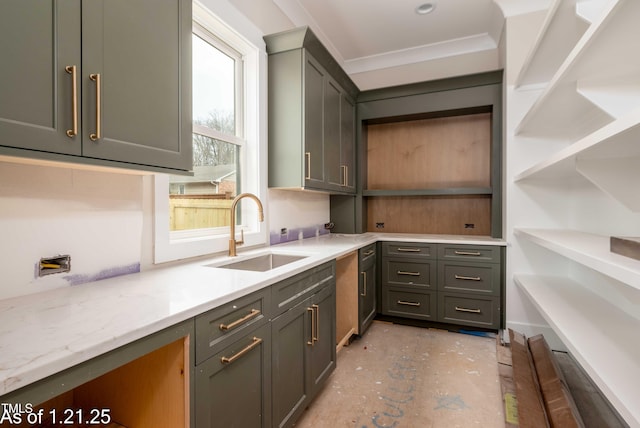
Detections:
229,193,264,256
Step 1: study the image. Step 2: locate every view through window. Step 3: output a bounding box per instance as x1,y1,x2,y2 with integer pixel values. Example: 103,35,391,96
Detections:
169,27,243,232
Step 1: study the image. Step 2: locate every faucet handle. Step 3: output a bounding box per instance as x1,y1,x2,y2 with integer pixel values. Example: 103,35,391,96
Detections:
237,228,245,246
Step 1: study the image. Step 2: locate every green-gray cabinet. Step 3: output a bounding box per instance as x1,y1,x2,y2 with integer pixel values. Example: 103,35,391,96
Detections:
271,261,336,428
0,0,192,174
358,243,377,334
265,27,358,194
195,288,272,428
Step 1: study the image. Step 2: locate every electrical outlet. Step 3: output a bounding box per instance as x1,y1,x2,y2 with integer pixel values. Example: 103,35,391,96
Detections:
38,255,71,277
376,222,385,229
464,223,475,229
280,228,288,236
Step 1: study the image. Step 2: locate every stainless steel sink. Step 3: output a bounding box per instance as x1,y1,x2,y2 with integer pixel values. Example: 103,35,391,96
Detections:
210,253,307,272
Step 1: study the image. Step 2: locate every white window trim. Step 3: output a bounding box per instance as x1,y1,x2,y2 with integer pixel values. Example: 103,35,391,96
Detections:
154,1,268,264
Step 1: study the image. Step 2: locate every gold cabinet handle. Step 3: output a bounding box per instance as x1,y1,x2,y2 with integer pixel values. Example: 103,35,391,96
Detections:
397,248,421,253
65,65,78,137
312,304,319,343
363,250,375,257
219,308,261,331
341,165,348,187
305,152,311,180
454,274,481,281
397,270,420,276
455,306,481,314
397,300,421,307
220,336,262,364
454,250,481,256
89,73,101,141
360,271,367,297
307,306,315,345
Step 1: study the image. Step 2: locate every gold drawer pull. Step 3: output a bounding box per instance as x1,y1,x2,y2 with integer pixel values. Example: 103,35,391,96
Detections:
219,308,261,331
455,306,481,314
305,152,311,180
307,306,316,345
397,248,421,252
397,270,420,276
454,250,481,256
341,165,348,187
220,337,262,364
455,274,481,281
65,65,78,137
361,271,367,297
397,300,421,307
89,73,101,141
363,250,375,257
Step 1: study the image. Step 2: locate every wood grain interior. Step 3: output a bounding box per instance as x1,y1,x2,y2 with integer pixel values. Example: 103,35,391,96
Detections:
335,251,359,351
366,112,491,189
366,195,491,235
74,338,188,428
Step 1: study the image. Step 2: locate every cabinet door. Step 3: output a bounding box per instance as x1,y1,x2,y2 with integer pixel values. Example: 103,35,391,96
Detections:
325,78,343,189
303,55,325,187
0,0,81,155
359,259,376,334
309,283,336,397
340,94,356,192
195,323,271,428
81,0,191,171
271,301,312,428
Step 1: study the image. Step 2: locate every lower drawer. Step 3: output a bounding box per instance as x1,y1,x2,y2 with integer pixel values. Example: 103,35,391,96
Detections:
437,293,500,329
381,287,436,321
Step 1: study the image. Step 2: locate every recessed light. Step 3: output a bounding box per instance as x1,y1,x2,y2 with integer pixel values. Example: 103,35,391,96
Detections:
415,2,436,15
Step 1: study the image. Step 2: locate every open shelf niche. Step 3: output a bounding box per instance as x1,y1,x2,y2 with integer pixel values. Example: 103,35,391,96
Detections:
329,71,503,237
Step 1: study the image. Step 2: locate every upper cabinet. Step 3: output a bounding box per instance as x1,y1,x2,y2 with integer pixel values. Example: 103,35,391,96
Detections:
265,27,358,194
0,0,192,174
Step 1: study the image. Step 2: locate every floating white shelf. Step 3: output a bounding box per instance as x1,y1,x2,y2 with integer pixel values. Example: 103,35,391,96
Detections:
515,274,640,427
514,228,640,291
515,0,640,140
515,0,590,89
514,108,640,202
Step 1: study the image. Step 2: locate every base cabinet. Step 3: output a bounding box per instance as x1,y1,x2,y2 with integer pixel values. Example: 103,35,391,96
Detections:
195,323,271,428
271,262,336,428
358,244,377,334
381,242,504,329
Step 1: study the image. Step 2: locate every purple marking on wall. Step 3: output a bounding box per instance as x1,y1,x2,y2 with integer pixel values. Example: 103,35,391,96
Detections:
270,225,330,245
64,262,141,286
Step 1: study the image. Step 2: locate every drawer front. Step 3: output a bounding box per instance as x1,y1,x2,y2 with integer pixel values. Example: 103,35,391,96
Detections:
438,293,500,329
382,242,435,259
383,259,436,289
438,261,500,295
271,261,335,316
196,288,271,365
437,244,501,263
382,287,436,320
359,243,376,265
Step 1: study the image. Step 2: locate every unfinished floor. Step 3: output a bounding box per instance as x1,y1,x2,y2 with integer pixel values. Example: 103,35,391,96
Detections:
295,321,504,428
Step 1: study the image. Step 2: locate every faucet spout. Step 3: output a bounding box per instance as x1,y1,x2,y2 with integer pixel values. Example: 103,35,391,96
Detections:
229,193,264,256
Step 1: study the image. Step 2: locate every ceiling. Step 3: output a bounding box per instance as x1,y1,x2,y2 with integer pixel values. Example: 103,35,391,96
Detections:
229,0,551,90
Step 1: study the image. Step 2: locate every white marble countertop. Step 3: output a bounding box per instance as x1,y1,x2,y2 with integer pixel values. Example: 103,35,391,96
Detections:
0,233,505,397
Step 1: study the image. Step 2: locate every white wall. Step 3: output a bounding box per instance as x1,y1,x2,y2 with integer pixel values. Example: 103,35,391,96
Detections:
0,160,144,299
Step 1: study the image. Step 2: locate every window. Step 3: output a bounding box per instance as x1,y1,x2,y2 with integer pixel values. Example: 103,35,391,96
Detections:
154,2,266,263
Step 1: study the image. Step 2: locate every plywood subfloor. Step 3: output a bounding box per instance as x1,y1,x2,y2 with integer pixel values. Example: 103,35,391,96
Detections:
295,321,504,427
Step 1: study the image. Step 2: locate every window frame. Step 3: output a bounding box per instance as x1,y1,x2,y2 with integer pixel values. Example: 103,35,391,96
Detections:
153,1,267,264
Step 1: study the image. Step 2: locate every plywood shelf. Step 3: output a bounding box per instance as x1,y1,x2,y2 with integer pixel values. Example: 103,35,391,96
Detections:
363,187,492,197
514,274,640,427
514,228,640,291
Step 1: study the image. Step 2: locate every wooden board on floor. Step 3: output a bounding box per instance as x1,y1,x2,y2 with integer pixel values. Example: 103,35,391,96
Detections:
528,334,584,428
509,329,550,428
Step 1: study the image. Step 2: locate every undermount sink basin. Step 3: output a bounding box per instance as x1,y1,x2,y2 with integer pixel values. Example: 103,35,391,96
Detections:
211,253,308,272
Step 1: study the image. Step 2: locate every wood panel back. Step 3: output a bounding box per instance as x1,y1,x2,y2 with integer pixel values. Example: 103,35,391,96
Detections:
366,195,491,235
366,113,491,189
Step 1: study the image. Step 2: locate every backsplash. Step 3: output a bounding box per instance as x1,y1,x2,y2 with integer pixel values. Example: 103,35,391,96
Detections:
268,189,330,245
0,161,144,299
